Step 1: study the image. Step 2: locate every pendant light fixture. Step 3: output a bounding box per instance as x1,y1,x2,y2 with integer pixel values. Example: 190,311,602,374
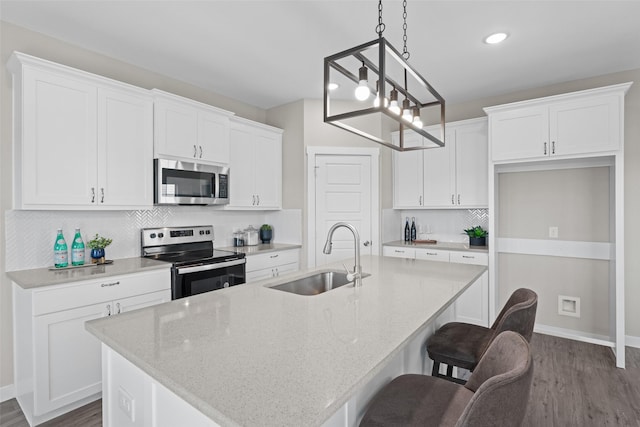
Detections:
324,0,445,151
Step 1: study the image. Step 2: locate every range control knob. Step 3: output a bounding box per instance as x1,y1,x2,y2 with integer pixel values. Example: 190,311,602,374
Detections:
150,233,156,238
200,230,205,235
158,232,164,238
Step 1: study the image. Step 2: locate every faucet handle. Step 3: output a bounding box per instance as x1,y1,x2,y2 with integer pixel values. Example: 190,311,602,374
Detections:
342,263,358,282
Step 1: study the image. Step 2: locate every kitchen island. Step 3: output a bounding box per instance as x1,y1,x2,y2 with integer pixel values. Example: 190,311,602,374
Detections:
86,255,486,427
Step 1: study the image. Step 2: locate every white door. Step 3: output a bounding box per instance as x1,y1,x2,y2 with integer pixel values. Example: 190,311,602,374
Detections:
314,154,373,267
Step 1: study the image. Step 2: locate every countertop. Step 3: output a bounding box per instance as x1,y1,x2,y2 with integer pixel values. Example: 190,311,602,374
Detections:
384,240,489,253
7,257,171,290
86,255,486,427
218,242,302,255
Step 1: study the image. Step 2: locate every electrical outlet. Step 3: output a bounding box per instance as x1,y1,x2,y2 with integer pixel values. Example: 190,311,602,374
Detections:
118,387,135,421
558,295,580,318
549,226,559,238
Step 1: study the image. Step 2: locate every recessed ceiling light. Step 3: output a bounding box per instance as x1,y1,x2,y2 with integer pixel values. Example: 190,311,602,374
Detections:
328,82,339,91
484,32,508,44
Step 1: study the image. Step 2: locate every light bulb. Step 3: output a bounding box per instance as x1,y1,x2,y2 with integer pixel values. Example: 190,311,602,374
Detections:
388,87,400,115
373,94,389,108
355,81,370,101
401,99,412,122
354,63,370,101
412,106,423,128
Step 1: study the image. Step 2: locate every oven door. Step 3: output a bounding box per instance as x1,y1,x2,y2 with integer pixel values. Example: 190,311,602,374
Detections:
172,258,246,300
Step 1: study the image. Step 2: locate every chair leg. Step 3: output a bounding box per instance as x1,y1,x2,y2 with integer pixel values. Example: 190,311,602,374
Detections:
432,361,467,385
432,361,440,377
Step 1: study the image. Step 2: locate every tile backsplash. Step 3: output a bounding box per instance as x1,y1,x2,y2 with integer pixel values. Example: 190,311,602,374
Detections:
5,208,302,271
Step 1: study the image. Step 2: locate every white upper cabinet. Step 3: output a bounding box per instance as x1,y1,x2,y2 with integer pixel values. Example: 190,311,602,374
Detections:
7,52,153,210
486,83,631,162
392,118,488,208
152,89,233,165
228,117,283,210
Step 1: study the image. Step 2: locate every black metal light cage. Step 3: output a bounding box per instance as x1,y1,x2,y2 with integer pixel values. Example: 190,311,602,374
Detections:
324,37,445,151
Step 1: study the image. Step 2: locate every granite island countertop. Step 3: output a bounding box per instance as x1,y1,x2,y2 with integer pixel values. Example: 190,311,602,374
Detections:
384,240,489,253
7,257,171,290
86,255,486,427
218,242,301,256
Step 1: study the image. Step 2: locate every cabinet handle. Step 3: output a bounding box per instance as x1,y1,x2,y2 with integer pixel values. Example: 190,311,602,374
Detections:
116,302,121,314
101,281,120,287
270,254,279,258
394,250,405,253
552,141,556,154
457,194,461,205
100,188,105,203
419,195,422,205
544,142,547,155
275,267,279,276
193,144,198,158
252,195,256,205
462,255,474,259
451,194,455,205
426,252,437,256
106,304,111,316
257,195,260,205
91,187,95,203
199,145,203,158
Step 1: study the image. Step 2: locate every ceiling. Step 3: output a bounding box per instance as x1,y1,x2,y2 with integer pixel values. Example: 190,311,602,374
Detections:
2,1,640,110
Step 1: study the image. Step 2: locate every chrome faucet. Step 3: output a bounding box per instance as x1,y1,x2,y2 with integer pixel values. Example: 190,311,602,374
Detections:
323,222,362,287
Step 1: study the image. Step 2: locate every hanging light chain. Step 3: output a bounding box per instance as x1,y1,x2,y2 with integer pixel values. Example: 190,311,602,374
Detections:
402,0,410,60
376,0,385,37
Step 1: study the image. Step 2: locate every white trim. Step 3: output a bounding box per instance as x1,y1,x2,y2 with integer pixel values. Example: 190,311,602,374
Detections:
625,335,640,349
306,146,380,268
496,238,612,260
534,323,614,348
0,384,16,402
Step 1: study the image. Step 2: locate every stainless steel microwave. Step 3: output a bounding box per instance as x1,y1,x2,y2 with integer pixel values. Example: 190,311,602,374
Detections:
154,158,229,205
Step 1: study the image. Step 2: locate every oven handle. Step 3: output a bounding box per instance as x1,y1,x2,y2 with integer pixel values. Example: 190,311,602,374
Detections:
176,258,246,274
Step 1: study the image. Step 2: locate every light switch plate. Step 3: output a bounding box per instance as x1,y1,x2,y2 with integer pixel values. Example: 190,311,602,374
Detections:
549,226,559,238
118,387,135,422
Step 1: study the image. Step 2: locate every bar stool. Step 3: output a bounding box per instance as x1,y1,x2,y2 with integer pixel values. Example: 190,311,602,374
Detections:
427,287,537,384
360,331,534,427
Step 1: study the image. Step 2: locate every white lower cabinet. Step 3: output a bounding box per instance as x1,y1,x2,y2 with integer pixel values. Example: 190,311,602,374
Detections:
13,269,170,426
383,245,489,326
245,249,300,282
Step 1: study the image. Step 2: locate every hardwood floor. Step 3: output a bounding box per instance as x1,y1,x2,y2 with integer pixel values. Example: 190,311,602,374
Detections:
1,333,639,426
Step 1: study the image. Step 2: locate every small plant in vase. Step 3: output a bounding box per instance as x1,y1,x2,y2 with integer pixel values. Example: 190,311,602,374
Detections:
463,226,488,247
260,224,273,244
87,234,112,264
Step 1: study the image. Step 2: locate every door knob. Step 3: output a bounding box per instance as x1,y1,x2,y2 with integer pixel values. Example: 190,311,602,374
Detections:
363,241,371,247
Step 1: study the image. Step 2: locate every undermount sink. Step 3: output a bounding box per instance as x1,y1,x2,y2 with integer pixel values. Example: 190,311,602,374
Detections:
268,270,370,296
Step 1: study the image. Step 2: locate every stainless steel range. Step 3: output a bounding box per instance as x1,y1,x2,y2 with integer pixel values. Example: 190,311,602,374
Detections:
141,225,246,300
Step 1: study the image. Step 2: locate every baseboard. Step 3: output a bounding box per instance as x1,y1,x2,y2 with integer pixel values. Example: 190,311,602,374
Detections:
534,324,614,347
626,334,640,349
0,383,15,402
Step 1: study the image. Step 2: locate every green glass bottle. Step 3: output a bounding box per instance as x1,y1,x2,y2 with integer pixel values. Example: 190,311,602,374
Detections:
53,228,68,268
71,228,85,266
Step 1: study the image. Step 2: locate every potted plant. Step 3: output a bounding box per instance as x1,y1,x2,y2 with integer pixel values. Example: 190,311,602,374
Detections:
463,226,488,247
259,224,273,244
87,234,113,264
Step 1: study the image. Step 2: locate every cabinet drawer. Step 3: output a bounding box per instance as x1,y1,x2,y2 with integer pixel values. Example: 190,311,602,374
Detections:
450,251,488,266
415,249,450,262
32,269,170,316
382,246,416,259
245,249,299,272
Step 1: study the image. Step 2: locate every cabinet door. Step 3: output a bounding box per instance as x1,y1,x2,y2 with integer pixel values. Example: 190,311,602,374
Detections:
392,133,423,208
455,120,488,207
228,125,256,207
422,129,455,207
550,95,620,156
454,272,489,327
154,100,198,160
198,110,230,165
253,130,282,208
97,87,153,208
490,105,549,161
116,290,171,314
33,302,106,415
21,67,97,207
